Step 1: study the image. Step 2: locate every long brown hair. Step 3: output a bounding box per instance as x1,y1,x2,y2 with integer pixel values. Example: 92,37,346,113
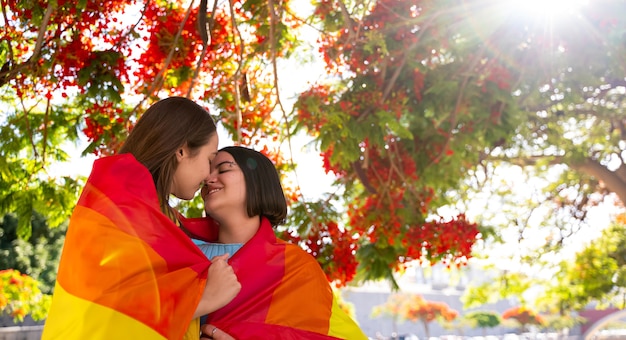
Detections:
119,97,217,216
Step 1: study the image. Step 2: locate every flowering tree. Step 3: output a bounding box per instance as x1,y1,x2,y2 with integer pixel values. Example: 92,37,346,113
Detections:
371,293,404,334
373,293,458,338
502,306,543,333
0,269,51,323
0,0,484,287
2,0,626,288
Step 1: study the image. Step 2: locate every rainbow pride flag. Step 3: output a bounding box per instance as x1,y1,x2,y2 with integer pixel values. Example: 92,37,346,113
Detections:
42,154,211,339
183,217,368,339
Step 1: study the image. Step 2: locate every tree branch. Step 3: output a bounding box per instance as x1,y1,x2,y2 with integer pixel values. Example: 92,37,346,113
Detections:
615,163,626,184
114,0,151,50
28,1,54,64
0,1,53,87
496,154,626,205
352,161,377,194
574,158,626,206
227,0,245,144
187,0,218,97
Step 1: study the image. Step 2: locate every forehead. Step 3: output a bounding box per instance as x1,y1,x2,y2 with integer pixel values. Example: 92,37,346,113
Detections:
206,134,219,152
213,151,235,163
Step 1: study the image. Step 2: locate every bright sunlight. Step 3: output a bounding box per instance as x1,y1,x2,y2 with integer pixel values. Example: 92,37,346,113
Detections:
507,0,589,18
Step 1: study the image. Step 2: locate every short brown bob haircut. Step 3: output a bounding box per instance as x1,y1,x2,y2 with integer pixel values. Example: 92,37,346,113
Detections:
219,146,287,227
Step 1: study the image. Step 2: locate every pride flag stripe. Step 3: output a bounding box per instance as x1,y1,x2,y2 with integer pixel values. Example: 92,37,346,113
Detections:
183,216,368,339
43,154,210,340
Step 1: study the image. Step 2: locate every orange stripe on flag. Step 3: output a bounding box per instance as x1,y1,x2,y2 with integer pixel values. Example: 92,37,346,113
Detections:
56,205,203,336
266,242,333,333
43,154,210,340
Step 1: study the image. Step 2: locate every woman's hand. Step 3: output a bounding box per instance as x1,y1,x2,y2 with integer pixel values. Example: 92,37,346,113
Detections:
193,254,241,318
200,324,235,340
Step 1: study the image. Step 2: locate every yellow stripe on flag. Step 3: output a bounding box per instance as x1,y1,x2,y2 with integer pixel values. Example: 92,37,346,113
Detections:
328,294,368,340
42,283,166,340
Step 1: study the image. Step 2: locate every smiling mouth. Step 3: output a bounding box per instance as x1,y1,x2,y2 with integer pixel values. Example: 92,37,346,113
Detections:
208,188,222,195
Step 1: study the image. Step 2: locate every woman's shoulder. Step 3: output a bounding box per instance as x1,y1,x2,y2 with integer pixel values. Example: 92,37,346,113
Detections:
279,239,319,262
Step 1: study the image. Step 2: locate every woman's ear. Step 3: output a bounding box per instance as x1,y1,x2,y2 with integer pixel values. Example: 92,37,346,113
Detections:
176,146,185,160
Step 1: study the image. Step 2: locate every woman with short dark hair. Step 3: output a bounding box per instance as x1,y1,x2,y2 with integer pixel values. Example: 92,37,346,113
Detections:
185,146,366,339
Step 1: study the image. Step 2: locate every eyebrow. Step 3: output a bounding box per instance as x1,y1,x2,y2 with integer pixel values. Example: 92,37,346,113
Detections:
215,161,235,167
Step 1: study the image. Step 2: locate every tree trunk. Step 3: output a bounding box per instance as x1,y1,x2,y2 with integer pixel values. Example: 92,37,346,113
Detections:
574,158,626,205
423,321,430,339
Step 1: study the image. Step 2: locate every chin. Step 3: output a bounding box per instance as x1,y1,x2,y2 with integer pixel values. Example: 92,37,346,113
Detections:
174,193,193,201
205,208,222,220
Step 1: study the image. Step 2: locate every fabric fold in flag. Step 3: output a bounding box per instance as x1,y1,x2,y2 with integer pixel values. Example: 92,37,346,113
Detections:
43,154,211,340
183,216,368,340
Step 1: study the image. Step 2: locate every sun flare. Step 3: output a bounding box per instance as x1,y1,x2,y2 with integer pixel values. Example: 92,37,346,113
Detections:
507,0,589,18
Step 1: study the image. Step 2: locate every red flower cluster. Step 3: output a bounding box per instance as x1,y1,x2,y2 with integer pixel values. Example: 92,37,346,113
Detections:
298,221,359,287
82,101,126,155
405,214,479,266
502,306,544,326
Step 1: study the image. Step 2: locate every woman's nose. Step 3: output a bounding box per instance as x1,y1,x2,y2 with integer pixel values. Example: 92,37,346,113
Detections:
206,175,217,184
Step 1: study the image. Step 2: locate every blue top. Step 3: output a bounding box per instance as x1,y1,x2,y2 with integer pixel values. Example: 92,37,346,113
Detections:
195,241,243,260
193,240,243,325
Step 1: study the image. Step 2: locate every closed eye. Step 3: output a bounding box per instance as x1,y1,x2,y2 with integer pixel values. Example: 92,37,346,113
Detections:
216,161,237,173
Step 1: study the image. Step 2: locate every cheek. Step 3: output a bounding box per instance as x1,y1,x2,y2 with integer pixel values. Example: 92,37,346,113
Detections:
193,160,210,179
238,185,247,201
